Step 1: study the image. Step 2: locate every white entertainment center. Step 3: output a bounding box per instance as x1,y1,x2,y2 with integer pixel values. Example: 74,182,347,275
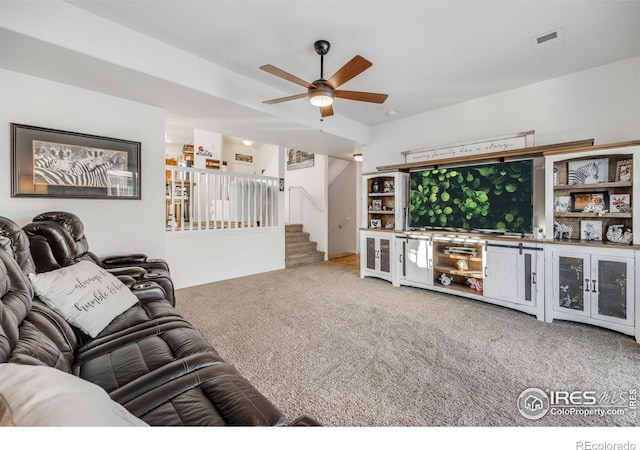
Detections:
360,139,640,342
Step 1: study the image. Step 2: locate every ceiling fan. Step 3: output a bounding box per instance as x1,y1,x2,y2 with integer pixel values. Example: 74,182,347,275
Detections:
260,40,388,118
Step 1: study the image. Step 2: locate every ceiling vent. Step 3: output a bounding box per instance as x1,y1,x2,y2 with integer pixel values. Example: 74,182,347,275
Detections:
532,28,563,51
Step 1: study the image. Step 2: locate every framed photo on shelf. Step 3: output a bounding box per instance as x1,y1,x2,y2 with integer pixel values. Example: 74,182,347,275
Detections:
570,192,608,212
615,159,632,182
370,219,382,229
371,199,383,210
554,196,572,213
383,180,394,193
567,158,609,185
580,220,603,241
10,123,141,199
610,194,632,213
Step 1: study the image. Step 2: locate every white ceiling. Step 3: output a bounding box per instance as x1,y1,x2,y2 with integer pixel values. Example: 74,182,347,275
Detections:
3,1,640,157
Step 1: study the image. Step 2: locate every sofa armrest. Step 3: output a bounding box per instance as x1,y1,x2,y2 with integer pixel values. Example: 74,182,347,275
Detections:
102,253,148,266
116,275,137,288
102,254,170,272
107,266,147,279
131,282,168,303
286,416,322,426
114,276,168,304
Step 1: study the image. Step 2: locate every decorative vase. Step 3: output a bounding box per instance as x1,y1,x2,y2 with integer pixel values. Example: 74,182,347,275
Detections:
371,180,379,193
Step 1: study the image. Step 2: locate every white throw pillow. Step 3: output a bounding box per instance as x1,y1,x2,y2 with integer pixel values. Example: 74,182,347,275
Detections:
0,363,148,426
28,261,138,338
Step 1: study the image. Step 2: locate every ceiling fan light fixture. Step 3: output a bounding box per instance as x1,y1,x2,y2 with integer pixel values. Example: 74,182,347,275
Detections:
309,94,334,107
309,91,334,107
309,82,335,107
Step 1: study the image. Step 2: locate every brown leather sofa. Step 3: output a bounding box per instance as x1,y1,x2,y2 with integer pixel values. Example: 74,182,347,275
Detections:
0,215,318,426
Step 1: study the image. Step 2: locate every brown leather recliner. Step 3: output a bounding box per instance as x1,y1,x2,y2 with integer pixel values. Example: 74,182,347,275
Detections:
24,211,175,305
0,215,318,426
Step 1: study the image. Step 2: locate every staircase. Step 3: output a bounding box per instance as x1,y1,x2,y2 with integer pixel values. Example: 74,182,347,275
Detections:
285,224,325,268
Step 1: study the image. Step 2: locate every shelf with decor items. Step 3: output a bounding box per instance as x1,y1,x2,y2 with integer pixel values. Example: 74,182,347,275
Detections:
362,172,408,231
545,143,639,245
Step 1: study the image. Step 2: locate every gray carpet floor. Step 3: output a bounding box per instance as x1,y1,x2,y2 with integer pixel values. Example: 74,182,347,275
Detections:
176,258,640,427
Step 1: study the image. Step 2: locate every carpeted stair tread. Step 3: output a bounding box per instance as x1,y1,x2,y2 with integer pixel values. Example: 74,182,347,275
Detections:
285,231,310,244
285,224,303,233
285,250,325,267
285,241,318,255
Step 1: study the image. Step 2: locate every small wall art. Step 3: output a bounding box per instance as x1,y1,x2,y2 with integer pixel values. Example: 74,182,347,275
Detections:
615,159,632,182
235,153,253,163
286,149,314,170
567,158,609,185
610,194,631,213
571,192,607,212
554,196,571,213
580,220,603,241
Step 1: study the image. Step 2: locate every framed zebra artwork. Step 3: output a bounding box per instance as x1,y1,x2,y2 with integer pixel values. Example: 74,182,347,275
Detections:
567,158,609,185
10,123,141,199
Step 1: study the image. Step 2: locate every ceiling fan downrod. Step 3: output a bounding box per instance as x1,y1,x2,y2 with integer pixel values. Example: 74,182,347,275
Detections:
314,40,330,79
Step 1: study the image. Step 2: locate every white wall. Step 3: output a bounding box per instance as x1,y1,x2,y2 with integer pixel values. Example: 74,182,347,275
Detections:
284,153,328,255
364,56,640,172
223,141,277,175
0,68,166,259
193,129,222,169
166,225,284,289
328,159,358,258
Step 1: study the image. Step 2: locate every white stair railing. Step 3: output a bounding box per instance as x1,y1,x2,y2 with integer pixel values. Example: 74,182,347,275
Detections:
166,166,279,231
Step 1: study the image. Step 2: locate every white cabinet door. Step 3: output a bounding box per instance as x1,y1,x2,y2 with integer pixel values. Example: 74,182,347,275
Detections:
552,251,591,318
484,244,538,305
590,254,635,327
398,236,433,286
361,232,394,282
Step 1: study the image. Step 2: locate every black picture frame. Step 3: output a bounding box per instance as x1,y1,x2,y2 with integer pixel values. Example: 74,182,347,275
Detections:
570,192,608,212
11,123,141,199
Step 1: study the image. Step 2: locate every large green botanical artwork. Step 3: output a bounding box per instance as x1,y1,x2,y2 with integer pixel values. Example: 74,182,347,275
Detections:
409,160,533,233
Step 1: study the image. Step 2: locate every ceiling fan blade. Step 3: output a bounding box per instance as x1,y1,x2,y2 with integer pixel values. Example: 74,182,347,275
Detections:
326,55,372,89
335,90,388,104
260,64,315,89
263,93,308,105
320,105,334,117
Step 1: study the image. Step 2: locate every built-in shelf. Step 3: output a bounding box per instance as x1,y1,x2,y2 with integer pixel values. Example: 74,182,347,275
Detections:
553,181,632,191
435,266,483,279
554,212,633,219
